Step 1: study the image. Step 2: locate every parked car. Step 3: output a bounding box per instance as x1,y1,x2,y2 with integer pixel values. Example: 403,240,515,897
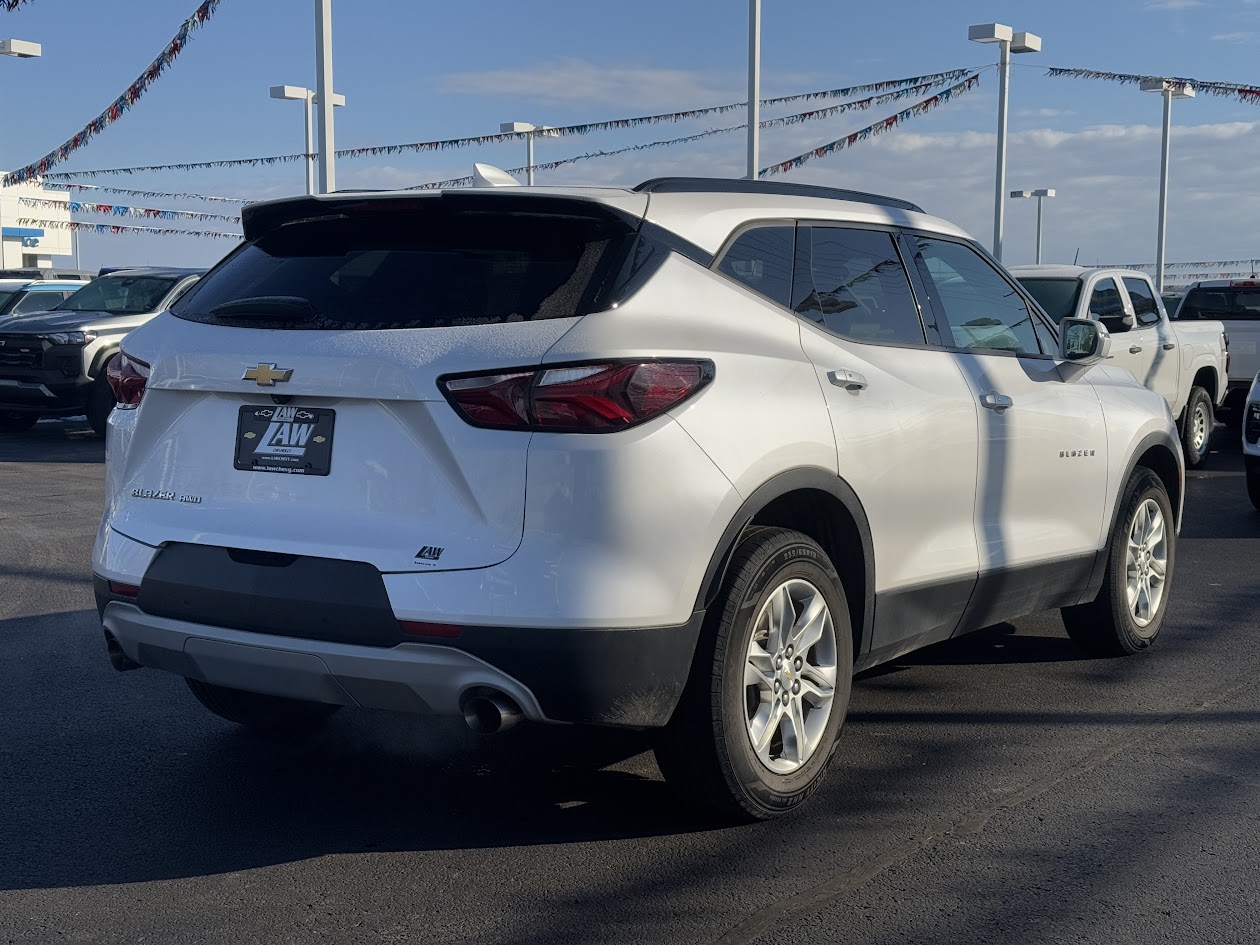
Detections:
1172,279,1260,419
1244,373,1260,509
93,178,1184,820
0,267,203,434
0,267,92,282
1012,265,1227,468
0,279,84,319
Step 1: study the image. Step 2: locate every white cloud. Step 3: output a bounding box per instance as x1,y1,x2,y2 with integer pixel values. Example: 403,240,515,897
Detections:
1212,31,1257,42
1145,0,1204,9
1017,107,1076,118
438,58,739,111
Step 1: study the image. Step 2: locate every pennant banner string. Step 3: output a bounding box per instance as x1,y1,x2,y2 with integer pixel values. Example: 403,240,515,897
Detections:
760,74,981,178
19,195,241,223
1046,67,1260,104
4,0,224,185
18,217,239,240
3,0,34,8
1087,259,1260,270
57,181,250,204
37,68,974,180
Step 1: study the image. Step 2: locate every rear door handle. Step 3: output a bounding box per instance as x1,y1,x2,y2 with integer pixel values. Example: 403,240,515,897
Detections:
1129,344,1143,354
827,369,868,391
980,392,1014,411
1163,342,1177,350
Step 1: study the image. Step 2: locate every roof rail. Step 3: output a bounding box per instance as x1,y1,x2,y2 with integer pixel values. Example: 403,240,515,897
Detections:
633,177,924,213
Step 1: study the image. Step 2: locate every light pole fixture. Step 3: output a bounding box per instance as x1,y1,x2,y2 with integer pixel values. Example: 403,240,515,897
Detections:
314,0,336,194
968,23,1042,263
0,38,42,269
270,85,346,196
1141,78,1195,294
1010,188,1055,264
499,122,560,185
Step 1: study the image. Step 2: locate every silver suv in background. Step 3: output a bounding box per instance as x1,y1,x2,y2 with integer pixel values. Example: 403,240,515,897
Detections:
0,267,202,434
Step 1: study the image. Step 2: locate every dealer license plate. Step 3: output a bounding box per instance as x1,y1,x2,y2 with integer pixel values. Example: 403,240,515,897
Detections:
234,404,335,476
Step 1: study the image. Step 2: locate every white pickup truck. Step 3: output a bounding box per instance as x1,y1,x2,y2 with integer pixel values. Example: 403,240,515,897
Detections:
1170,279,1259,418
1012,265,1228,468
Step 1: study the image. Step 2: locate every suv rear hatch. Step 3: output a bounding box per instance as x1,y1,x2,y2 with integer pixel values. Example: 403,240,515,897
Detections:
108,191,646,573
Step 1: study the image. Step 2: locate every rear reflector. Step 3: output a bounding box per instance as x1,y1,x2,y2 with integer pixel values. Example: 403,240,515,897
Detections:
440,359,714,433
108,581,141,599
399,620,462,639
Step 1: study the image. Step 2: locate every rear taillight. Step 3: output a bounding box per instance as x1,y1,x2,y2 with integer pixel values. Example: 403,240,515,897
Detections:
105,352,150,407
440,360,714,433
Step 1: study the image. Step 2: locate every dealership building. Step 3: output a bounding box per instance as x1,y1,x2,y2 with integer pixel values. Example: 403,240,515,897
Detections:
0,176,72,268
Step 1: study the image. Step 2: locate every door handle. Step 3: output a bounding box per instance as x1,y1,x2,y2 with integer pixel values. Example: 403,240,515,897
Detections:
1129,344,1143,354
980,392,1014,411
827,369,868,391
1163,342,1177,350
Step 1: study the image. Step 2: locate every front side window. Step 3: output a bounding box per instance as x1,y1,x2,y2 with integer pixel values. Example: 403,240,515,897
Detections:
792,227,924,346
1123,278,1162,327
1088,278,1125,319
911,237,1044,355
716,226,794,307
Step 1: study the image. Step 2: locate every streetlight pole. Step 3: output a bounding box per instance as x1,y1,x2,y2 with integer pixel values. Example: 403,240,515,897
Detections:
1141,79,1195,294
499,122,559,185
271,85,345,195
1010,188,1055,263
747,0,761,179
314,0,336,194
968,24,1041,263
0,39,41,269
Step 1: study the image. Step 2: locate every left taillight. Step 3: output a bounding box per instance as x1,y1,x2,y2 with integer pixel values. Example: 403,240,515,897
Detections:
439,360,714,433
105,352,150,407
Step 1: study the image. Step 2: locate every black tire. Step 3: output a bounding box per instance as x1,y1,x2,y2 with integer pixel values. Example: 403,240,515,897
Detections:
0,412,38,432
1248,469,1260,512
85,375,115,436
654,527,854,820
1179,387,1213,469
1061,468,1175,656
185,678,341,733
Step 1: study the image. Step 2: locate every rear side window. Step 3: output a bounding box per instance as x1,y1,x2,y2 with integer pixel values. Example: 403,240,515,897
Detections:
716,226,794,306
792,227,924,346
173,207,632,330
1123,277,1162,326
1179,287,1260,321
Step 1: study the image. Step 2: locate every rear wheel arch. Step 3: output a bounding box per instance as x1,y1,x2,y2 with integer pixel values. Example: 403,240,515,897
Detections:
696,468,874,660
1191,366,1219,404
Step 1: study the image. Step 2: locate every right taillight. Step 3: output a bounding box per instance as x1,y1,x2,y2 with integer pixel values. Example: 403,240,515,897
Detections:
105,352,150,407
440,360,714,433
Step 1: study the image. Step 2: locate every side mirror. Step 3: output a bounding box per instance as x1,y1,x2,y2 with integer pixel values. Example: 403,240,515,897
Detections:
1059,317,1112,365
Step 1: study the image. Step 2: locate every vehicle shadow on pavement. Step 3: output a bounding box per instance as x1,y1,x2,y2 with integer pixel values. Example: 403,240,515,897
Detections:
0,419,103,464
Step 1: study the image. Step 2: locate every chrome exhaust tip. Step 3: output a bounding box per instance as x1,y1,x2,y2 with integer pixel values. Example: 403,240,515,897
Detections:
462,691,523,734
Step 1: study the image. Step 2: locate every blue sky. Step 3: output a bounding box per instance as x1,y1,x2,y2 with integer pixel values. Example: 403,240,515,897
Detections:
6,0,1260,274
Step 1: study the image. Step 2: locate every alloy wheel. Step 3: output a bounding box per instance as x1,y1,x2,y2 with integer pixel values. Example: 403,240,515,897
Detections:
1125,498,1168,631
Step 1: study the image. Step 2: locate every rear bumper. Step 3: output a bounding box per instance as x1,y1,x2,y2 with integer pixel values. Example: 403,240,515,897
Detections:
97,589,703,729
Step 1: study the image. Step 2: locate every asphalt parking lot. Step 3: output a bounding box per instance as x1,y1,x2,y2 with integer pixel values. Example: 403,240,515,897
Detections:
2,419,1258,945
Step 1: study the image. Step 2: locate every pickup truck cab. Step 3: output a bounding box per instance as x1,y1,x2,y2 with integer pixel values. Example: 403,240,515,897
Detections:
1012,265,1228,468
1172,280,1260,418
0,267,203,434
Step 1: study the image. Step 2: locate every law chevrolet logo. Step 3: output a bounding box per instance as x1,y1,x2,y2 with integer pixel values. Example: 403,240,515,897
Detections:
242,363,294,386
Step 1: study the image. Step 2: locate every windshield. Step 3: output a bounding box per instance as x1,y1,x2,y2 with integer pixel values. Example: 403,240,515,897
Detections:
53,275,178,315
1177,286,1260,321
173,204,634,330
1015,278,1082,324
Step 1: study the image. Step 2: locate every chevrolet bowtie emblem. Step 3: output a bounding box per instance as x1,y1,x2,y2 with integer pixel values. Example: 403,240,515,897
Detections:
242,363,293,386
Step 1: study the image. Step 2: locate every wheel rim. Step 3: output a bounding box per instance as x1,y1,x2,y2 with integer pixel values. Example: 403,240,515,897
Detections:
1191,402,1209,453
1125,498,1168,631
744,578,838,774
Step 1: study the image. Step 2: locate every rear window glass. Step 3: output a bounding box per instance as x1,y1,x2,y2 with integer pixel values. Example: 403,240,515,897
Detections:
1178,286,1260,321
1017,278,1081,324
54,275,178,315
173,208,633,330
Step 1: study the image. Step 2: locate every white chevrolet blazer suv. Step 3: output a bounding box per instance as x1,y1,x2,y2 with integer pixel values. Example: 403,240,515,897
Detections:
93,178,1184,819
